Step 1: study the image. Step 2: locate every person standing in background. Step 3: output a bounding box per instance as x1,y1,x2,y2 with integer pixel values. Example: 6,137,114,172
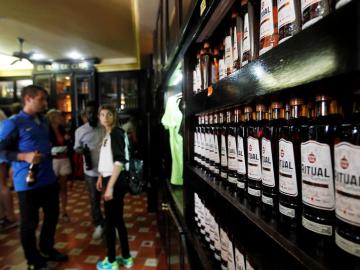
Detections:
74,101,105,239
47,109,72,222
0,109,18,231
0,85,68,270
96,104,133,270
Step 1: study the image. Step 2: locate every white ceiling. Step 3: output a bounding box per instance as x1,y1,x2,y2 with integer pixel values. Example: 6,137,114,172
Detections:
0,0,159,74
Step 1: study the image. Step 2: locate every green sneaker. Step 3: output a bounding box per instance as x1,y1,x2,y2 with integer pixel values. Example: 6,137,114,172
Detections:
96,257,119,270
116,256,134,268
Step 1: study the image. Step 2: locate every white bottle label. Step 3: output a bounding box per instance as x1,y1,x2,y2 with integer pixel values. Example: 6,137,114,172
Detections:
335,142,360,226
220,228,229,265
214,219,221,253
200,132,206,165
209,213,215,250
279,139,298,196
248,186,261,197
242,13,250,65
233,26,239,62
196,65,201,90
228,239,236,270
219,59,226,80
247,136,262,181
204,133,210,169
279,203,296,218
262,194,274,206
277,0,296,31
228,135,238,171
302,216,333,236
211,62,217,84
246,259,255,270
235,247,246,270
261,138,275,187
301,140,335,210
301,0,323,29
214,134,220,174
259,0,275,55
335,231,360,258
237,136,247,175
225,35,233,73
221,134,228,178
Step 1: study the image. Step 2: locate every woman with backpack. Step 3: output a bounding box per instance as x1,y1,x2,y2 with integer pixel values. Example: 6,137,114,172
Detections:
96,104,133,270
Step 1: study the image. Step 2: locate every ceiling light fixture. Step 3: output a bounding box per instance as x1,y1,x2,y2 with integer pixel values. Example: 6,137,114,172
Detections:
67,51,82,60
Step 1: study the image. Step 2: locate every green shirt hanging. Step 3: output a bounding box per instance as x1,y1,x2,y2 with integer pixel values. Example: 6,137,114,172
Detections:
161,95,183,185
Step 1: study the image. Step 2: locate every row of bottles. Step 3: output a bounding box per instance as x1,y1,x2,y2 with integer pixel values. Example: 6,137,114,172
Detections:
193,92,360,258
194,193,259,270
192,0,353,94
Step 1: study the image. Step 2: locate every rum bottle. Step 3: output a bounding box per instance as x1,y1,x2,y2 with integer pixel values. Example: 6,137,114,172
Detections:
335,92,360,258
201,42,212,89
231,7,242,71
220,111,228,187
241,0,259,66
235,108,247,197
277,0,301,43
301,0,331,29
278,98,308,228
301,95,341,239
259,0,279,55
213,112,222,182
204,114,212,175
227,110,238,193
335,0,352,9
211,48,220,84
247,104,266,204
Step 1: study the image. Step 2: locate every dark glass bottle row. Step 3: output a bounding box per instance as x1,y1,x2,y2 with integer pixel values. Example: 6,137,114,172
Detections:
193,91,360,259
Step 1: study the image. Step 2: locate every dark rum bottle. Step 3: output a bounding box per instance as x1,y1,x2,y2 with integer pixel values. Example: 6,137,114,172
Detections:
241,0,259,66
278,98,308,228
259,0,279,55
208,114,216,178
227,110,238,193
247,104,266,204
261,102,285,216
194,116,201,166
335,91,360,258
231,7,242,71
235,108,247,197
201,42,212,89
220,111,228,187
301,95,341,240
277,0,301,43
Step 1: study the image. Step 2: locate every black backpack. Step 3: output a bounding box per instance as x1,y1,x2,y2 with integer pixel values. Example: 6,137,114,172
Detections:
124,134,145,195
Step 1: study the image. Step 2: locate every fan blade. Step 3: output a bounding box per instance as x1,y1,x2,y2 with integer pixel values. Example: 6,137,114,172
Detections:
11,59,20,65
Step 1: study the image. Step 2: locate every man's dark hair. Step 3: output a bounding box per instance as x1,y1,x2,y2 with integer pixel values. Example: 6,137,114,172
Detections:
21,85,48,104
86,100,97,109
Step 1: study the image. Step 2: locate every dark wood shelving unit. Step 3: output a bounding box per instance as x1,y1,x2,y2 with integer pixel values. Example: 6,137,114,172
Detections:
187,164,360,270
187,1,360,115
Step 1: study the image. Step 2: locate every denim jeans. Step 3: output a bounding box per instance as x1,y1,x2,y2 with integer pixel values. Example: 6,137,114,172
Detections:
85,175,104,227
17,183,59,265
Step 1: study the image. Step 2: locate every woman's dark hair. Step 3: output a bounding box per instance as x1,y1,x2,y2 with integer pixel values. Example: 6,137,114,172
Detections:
98,104,118,129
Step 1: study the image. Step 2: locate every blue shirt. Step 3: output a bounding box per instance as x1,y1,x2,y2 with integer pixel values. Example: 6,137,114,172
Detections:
0,111,56,192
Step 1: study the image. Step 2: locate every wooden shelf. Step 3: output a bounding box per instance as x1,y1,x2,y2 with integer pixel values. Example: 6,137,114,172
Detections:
187,1,360,115
186,164,359,270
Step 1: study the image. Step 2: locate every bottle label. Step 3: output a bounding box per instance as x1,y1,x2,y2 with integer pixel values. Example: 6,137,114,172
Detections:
228,239,236,270
301,0,324,29
205,208,211,240
262,194,274,206
214,134,220,164
211,63,217,84
204,133,210,169
302,216,333,236
246,259,255,270
233,26,239,62
278,0,296,30
301,140,335,210
279,139,298,196
334,142,360,226
225,35,233,73
221,134,228,169
194,132,198,162
214,219,221,252
209,213,215,244
247,136,262,181
261,138,275,187
242,13,250,65
196,65,201,90
220,228,229,264
260,0,275,55
237,136,247,175
237,182,246,189
248,186,261,197
279,203,296,218
235,247,246,270
219,59,226,80
335,231,360,258
200,132,205,165
228,135,238,171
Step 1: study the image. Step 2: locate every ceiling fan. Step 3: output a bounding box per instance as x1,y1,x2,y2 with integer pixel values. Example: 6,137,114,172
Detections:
0,37,52,65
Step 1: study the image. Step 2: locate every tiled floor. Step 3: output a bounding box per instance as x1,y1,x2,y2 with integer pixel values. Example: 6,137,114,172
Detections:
0,180,167,270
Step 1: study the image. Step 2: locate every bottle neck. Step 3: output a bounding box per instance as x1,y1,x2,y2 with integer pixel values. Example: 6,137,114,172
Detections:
316,100,338,117
256,111,266,121
244,112,252,121
291,105,307,119
272,108,285,120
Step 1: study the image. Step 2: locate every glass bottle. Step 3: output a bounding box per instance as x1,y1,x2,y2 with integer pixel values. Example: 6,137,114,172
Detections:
231,7,241,71
259,0,279,55
278,98,308,229
213,112,222,182
335,91,360,259
277,0,301,43
220,111,228,187
227,110,238,193
235,108,247,198
241,0,251,65
26,163,37,186
83,144,93,170
301,0,331,29
225,16,234,76
201,42,212,89
211,48,220,84
247,104,266,205
204,114,211,175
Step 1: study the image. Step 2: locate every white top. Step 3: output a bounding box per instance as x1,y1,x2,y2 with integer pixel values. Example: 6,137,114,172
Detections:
98,132,123,177
74,123,105,177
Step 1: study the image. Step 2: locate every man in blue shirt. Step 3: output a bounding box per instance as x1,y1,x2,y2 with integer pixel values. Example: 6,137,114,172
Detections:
0,85,68,270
